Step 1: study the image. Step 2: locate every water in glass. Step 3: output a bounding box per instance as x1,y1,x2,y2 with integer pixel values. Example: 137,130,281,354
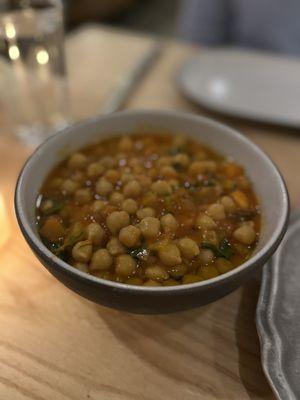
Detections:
0,0,69,146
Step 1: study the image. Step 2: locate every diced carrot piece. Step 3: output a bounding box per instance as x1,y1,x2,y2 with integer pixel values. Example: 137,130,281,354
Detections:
40,217,65,242
231,190,249,209
223,163,243,178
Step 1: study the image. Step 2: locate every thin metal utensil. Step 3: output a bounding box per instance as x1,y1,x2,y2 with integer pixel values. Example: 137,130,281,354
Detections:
101,41,163,114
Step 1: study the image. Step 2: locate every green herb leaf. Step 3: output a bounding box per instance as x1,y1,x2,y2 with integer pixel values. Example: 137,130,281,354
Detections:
43,200,65,216
202,178,216,187
47,231,85,257
169,147,179,156
57,250,70,262
218,239,234,259
169,145,187,156
65,231,85,248
201,239,234,260
127,246,149,261
230,209,256,222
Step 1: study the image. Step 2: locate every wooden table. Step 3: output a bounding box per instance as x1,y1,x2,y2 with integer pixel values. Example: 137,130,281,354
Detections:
0,25,299,400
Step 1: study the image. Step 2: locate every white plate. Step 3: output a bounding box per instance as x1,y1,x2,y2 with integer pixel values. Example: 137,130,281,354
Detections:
178,49,300,127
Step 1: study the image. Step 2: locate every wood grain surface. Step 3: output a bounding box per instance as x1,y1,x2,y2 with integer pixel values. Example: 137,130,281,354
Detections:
0,25,299,400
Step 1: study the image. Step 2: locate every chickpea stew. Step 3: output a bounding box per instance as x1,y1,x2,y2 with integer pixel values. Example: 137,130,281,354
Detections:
36,133,260,286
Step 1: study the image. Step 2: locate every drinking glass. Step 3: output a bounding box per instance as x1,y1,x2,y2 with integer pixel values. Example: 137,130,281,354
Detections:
0,0,69,146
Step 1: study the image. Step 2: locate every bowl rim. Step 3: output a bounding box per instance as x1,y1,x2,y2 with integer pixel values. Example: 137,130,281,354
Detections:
15,109,290,293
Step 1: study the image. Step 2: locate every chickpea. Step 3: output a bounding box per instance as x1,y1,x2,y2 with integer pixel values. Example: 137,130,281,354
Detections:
40,199,54,214
106,237,125,256
132,164,144,175
136,207,155,219
119,225,141,248
158,242,182,266
72,240,93,263
128,158,139,168
119,136,133,151
115,254,136,277
61,179,79,195
95,178,114,196
142,192,158,207
216,258,233,274
161,213,178,233
87,162,104,178
123,180,142,198
149,167,159,178
231,190,249,209
169,179,180,189
106,211,130,234
151,180,172,195
161,165,177,178
71,171,85,184
74,262,89,273
198,249,214,265
163,279,180,286
220,196,236,212
233,224,256,245
99,156,115,168
195,214,217,230
173,153,190,168
126,277,143,286
68,221,84,238
201,230,218,246
201,266,219,280
168,264,187,278
86,223,105,246
91,200,107,213
120,173,134,184
92,271,112,280
139,217,160,238
75,188,92,205
156,156,172,168
178,237,200,259
143,280,162,286
206,203,226,221
122,198,138,214
105,169,120,184
145,265,169,281
68,153,88,170
188,160,216,176
137,175,152,189
109,191,124,206
90,249,113,271
182,274,203,284
102,204,118,216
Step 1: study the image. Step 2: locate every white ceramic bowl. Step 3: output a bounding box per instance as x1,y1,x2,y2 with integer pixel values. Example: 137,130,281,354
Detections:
15,110,289,313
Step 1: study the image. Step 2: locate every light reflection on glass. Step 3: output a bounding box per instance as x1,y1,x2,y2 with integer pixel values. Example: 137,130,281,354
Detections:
5,22,16,39
36,49,49,65
8,44,20,60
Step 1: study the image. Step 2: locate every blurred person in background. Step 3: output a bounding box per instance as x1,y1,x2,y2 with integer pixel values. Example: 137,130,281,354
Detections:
179,0,300,56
